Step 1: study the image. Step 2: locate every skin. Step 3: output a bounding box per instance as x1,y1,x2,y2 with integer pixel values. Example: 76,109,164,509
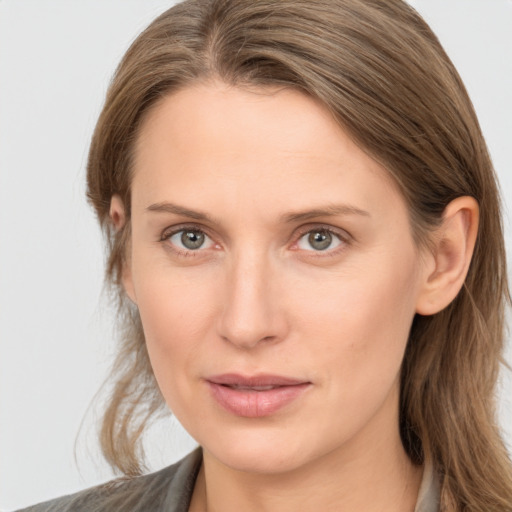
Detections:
112,81,478,512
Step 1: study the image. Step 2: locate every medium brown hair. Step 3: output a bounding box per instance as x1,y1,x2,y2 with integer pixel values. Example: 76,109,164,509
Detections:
86,0,512,509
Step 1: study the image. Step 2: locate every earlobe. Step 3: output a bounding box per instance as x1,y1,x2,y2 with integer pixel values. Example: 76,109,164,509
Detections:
415,196,479,316
109,195,137,305
110,194,126,231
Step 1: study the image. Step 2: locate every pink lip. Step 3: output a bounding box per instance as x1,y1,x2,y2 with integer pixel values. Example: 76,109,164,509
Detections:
206,373,311,418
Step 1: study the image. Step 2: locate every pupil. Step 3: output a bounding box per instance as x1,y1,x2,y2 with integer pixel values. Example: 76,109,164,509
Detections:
308,230,332,250
181,230,205,249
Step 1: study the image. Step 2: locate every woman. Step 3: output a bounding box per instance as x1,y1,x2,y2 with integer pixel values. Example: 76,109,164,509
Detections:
19,0,512,510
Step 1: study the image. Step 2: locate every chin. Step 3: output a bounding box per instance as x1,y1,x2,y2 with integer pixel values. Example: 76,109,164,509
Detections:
214,444,306,475
198,423,325,475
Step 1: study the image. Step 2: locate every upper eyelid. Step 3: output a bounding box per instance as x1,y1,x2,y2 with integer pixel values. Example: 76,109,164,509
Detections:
293,223,351,241
160,221,234,247
161,223,213,240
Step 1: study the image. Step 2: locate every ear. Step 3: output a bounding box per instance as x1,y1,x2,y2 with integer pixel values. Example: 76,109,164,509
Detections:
415,196,479,316
109,195,137,305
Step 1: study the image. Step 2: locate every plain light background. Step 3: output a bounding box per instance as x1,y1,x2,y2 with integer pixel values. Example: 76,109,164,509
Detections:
0,1,511,510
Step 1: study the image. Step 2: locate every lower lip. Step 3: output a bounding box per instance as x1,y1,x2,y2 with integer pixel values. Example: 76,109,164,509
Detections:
206,381,311,418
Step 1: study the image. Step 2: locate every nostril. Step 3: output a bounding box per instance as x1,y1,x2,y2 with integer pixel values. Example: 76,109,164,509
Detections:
220,333,277,348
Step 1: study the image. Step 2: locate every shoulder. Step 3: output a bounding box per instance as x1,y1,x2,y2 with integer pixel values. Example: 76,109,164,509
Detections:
16,448,202,512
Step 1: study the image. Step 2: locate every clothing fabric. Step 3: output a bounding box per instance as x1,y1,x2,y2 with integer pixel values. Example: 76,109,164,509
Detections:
17,448,439,512
415,458,440,512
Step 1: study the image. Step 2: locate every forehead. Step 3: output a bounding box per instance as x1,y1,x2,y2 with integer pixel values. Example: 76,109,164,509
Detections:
131,82,405,222
135,82,348,163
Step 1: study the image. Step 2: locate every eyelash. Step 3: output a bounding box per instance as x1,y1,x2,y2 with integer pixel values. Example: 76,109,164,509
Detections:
160,224,217,258
292,225,350,256
159,223,351,258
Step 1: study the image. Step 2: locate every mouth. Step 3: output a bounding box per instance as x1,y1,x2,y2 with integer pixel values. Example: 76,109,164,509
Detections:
205,373,311,418
221,384,283,391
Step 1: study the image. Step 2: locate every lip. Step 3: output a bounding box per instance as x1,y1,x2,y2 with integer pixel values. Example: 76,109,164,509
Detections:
205,373,311,418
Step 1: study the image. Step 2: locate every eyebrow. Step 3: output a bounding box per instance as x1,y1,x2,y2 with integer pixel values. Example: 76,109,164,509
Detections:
281,204,371,223
146,202,214,222
146,201,370,224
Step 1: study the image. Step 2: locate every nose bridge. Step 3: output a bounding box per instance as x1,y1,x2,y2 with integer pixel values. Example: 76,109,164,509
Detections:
218,245,285,349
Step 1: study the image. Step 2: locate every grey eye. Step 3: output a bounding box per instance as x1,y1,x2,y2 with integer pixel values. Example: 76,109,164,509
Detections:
297,229,343,252
180,230,205,249
308,230,332,250
168,229,214,251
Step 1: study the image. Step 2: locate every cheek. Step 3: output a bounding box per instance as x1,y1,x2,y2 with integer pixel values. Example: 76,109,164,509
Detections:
292,250,420,401
130,256,220,391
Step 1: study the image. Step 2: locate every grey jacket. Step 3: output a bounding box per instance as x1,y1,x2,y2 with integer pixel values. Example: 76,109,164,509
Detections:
17,448,439,512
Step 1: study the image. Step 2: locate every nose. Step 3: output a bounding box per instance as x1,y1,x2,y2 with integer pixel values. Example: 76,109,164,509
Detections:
217,249,288,350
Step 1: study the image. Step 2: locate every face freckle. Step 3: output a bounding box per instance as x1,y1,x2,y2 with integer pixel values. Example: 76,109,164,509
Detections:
123,81,428,476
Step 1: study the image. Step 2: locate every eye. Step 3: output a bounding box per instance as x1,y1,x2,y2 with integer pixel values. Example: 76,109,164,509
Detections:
296,228,344,252
164,228,216,252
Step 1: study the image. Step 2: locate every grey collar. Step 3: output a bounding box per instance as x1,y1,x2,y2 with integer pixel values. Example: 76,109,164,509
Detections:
414,459,440,512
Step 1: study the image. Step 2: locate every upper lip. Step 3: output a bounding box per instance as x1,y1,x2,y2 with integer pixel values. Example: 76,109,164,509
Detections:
206,373,309,387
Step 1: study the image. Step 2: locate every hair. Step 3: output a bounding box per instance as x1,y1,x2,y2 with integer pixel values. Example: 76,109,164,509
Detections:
86,0,512,509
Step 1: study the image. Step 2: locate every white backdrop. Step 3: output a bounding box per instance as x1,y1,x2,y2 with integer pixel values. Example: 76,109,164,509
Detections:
0,1,511,510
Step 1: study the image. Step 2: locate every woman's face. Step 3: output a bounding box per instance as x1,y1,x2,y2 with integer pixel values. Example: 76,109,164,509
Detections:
122,82,430,474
